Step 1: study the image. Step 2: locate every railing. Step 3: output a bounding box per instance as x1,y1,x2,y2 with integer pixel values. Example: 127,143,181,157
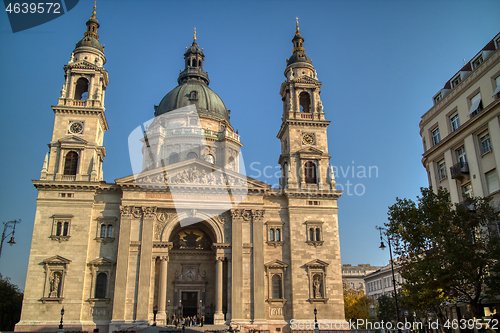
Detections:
61,175,76,181
450,161,469,179
301,113,313,119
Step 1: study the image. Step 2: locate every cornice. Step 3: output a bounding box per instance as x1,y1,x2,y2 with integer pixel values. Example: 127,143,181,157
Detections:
33,180,105,191
52,106,109,131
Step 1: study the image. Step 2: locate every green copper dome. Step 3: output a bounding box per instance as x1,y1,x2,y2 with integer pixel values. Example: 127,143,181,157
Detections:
155,82,229,121
154,36,229,121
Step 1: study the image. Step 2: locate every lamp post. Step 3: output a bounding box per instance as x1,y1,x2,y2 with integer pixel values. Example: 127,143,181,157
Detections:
58,307,65,332
376,226,401,328
167,299,170,324
314,307,319,333
0,219,20,258
153,305,158,326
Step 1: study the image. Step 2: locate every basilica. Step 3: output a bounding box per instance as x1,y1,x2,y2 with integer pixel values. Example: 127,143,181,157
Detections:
16,6,345,333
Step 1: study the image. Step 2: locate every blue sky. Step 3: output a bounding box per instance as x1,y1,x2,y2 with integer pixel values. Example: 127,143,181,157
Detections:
1,0,499,291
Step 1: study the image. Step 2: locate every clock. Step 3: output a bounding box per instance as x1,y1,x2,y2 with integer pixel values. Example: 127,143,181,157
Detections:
69,121,83,134
302,133,315,145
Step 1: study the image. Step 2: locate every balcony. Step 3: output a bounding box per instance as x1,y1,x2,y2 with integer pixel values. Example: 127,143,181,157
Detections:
450,162,469,180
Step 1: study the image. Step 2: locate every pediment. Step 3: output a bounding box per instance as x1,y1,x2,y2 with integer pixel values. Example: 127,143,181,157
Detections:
88,257,116,266
58,135,88,144
43,255,71,265
293,76,321,85
115,158,269,190
265,259,289,269
295,146,325,156
65,60,99,70
304,259,329,268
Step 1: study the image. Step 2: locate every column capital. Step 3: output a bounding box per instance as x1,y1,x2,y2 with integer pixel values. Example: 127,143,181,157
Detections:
160,255,169,262
216,255,226,262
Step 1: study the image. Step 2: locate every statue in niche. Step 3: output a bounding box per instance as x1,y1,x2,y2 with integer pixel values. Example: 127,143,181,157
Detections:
313,275,322,298
49,272,60,297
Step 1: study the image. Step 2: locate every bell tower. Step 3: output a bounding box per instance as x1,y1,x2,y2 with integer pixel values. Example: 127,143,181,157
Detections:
41,3,109,182
277,19,333,191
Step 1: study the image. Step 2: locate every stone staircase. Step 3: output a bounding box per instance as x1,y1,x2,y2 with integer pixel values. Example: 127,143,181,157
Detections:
138,324,229,333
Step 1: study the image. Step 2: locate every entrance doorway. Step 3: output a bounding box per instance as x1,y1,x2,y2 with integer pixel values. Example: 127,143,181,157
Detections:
182,291,198,317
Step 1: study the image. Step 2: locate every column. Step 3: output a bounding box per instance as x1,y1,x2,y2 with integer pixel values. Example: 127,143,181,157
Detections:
136,208,156,321
158,256,168,323
252,210,265,323
214,255,225,324
226,258,232,322
231,210,243,321
110,208,132,325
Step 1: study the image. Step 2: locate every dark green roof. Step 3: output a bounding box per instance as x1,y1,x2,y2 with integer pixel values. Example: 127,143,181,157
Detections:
155,81,229,121
75,36,104,52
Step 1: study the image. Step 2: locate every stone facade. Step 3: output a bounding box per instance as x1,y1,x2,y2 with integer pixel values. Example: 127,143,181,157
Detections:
16,13,345,333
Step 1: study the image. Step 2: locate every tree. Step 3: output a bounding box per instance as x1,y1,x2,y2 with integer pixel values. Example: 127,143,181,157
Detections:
0,274,23,331
386,187,500,319
343,284,374,326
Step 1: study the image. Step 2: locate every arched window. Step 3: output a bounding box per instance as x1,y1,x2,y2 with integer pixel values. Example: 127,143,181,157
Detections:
304,161,316,184
63,222,69,236
309,228,314,241
299,92,310,113
100,224,106,238
74,77,89,100
169,153,179,165
63,151,79,175
227,156,235,171
316,228,321,241
272,274,283,299
187,152,198,160
107,225,113,238
94,272,107,299
191,58,197,67
56,222,62,236
269,229,274,242
276,229,281,242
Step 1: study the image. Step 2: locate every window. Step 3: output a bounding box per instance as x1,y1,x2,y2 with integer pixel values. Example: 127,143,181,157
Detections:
96,217,117,243
468,93,483,116
306,220,324,247
51,215,72,241
472,55,483,69
266,221,284,247
189,91,198,100
187,152,198,159
299,91,310,112
88,257,115,302
462,183,473,199
494,76,500,97
94,272,107,299
63,151,79,175
169,153,179,164
450,113,460,132
431,128,440,146
451,76,461,88
42,255,71,302
480,133,492,154
272,274,283,299
74,77,89,100
438,160,447,180
304,161,317,184
265,260,287,303
486,170,499,194
456,147,467,166
434,93,443,104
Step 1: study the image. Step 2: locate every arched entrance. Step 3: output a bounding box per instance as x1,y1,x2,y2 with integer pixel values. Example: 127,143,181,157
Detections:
154,220,222,325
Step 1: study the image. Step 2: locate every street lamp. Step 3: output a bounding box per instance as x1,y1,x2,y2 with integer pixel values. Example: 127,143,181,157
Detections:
58,307,65,331
314,307,318,332
376,226,401,328
0,219,20,258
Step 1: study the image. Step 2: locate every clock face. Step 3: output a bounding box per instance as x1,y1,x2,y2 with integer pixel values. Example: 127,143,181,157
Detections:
69,122,83,134
302,133,315,145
